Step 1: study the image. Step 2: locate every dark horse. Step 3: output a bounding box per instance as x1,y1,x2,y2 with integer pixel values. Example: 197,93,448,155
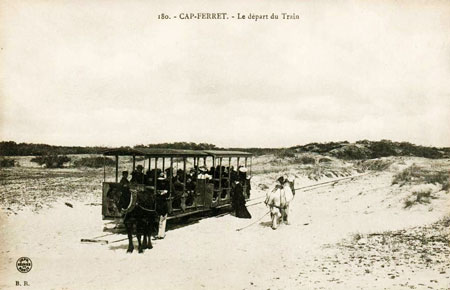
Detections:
109,185,156,253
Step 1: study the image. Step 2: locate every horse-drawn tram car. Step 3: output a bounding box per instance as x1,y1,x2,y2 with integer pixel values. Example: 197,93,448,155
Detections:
101,148,252,220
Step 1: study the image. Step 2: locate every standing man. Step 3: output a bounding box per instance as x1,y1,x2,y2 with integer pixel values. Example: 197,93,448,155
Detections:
265,175,293,229
155,173,169,239
265,176,284,229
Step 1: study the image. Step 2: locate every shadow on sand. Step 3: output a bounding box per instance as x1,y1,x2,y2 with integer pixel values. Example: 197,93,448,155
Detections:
104,207,233,251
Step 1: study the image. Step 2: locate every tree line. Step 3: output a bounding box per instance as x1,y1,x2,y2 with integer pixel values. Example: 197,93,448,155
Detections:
1,140,449,159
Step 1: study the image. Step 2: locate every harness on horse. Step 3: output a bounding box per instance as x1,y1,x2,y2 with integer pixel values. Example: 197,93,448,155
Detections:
121,189,155,217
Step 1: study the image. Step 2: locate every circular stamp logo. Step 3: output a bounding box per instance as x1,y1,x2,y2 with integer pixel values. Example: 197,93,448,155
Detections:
16,257,32,273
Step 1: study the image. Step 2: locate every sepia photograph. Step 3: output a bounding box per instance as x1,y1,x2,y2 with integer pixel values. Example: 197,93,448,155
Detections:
0,0,449,289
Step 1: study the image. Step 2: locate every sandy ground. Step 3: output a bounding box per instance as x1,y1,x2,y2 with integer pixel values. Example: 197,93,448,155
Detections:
0,156,449,289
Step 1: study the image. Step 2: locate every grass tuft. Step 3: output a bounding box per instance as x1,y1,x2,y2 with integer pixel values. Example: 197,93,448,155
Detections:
393,164,449,191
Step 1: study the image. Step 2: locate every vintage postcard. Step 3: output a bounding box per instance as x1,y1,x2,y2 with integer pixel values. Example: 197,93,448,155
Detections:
0,0,449,289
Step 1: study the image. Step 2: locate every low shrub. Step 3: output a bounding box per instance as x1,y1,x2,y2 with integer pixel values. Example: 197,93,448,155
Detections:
392,164,422,185
297,155,316,164
30,155,71,168
330,144,371,160
357,159,393,172
74,157,115,168
424,171,448,186
0,158,15,167
404,189,435,208
275,149,296,159
318,157,332,163
393,165,449,191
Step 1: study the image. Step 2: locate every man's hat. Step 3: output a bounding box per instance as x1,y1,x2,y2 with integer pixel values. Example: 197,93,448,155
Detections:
158,173,166,180
239,166,248,173
136,165,143,170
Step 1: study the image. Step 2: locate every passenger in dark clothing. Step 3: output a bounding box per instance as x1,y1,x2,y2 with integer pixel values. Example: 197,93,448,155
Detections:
230,166,238,184
155,190,169,217
238,166,247,182
209,167,215,178
144,169,152,185
233,181,251,219
238,166,251,198
165,168,172,179
120,171,130,187
156,173,169,191
119,171,131,203
131,165,145,184
172,176,184,209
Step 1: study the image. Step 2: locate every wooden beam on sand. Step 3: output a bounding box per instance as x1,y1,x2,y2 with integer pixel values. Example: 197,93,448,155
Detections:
80,239,109,245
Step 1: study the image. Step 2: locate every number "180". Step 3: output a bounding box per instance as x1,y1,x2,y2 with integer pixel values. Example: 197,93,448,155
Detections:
158,13,170,20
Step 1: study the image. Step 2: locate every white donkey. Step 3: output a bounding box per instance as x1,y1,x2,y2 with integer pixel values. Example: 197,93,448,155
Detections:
265,176,295,229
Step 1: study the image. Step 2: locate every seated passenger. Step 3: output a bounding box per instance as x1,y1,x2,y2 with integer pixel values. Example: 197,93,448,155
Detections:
197,166,211,180
222,166,229,177
130,165,145,184
186,177,195,191
165,168,173,180
120,171,129,187
156,173,168,191
215,165,221,178
176,169,184,181
145,169,153,186
185,177,195,206
173,175,184,191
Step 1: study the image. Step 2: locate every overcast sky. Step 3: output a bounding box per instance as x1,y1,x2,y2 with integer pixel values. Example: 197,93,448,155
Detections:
1,0,449,148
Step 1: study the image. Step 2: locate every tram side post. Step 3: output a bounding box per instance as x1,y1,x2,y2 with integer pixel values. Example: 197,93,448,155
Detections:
219,157,222,196
103,156,106,182
115,155,119,183
154,158,158,190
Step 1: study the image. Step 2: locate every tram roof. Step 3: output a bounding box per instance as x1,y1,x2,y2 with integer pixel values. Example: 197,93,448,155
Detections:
203,150,252,157
102,148,207,157
102,148,252,158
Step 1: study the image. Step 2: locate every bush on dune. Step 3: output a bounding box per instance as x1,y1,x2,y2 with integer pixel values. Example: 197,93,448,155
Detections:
404,189,436,209
329,144,371,160
393,164,449,191
73,157,115,168
0,158,15,168
296,155,316,164
30,155,71,168
356,159,393,172
392,164,423,185
275,149,296,159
